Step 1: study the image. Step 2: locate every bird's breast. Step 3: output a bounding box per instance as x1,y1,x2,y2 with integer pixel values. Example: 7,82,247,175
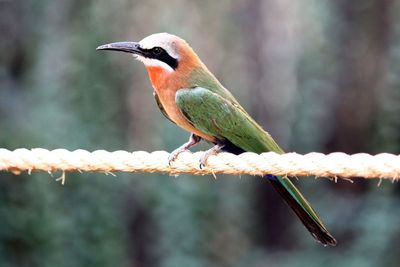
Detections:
145,66,216,142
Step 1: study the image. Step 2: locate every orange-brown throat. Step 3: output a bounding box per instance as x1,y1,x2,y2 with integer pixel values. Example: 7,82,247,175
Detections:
144,64,216,142
145,62,193,96
146,66,168,90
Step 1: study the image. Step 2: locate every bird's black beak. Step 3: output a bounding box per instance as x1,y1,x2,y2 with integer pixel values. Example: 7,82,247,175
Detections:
96,42,142,55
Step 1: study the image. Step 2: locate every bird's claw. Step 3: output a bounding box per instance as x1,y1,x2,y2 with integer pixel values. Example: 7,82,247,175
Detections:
199,153,211,169
198,143,224,169
168,148,187,165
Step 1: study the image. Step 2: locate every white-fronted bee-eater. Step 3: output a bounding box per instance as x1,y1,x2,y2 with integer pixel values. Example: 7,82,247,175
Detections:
97,33,337,246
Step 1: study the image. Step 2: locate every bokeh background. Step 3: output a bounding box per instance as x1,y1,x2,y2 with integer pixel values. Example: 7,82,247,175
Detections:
1,0,400,266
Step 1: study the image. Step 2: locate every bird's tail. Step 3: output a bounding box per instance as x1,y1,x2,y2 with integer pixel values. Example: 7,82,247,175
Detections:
265,174,337,246
220,140,336,245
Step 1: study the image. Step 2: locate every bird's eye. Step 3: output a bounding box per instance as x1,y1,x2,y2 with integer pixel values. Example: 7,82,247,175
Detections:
153,47,163,55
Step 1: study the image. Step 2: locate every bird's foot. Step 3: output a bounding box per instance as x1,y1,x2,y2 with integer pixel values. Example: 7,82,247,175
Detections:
168,134,201,165
168,148,187,164
199,143,225,169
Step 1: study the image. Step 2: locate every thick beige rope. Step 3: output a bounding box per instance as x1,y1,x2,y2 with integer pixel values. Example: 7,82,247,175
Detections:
0,148,399,180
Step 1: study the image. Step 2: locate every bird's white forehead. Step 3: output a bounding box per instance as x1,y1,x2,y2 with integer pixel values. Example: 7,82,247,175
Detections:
139,33,180,59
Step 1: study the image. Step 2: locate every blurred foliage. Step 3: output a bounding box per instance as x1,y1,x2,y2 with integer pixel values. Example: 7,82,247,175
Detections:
1,0,400,266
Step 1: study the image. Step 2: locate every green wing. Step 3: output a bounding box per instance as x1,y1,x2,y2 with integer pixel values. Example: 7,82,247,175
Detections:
175,87,283,154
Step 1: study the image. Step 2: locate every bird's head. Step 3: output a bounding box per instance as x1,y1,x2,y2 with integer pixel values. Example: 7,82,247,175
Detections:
97,33,200,74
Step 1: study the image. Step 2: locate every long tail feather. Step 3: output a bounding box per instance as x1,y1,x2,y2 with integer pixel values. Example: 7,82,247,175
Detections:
265,174,337,246
221,140,336,246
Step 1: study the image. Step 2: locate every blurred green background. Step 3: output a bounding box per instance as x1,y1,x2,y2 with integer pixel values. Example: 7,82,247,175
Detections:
1,0,400,266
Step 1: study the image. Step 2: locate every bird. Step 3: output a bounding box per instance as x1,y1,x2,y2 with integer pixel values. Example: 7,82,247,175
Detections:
97,33,337,246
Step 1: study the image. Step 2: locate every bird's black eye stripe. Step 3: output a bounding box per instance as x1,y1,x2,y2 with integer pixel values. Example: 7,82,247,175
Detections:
140,46,178,70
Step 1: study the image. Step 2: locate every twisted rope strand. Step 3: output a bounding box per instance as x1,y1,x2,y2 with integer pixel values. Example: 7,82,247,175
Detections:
0,148,399,179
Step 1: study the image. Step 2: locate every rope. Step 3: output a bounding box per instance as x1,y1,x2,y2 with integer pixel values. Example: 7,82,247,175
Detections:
0,148,399,180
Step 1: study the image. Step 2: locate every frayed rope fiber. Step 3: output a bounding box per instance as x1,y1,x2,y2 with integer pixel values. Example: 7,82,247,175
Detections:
0,148,399,180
